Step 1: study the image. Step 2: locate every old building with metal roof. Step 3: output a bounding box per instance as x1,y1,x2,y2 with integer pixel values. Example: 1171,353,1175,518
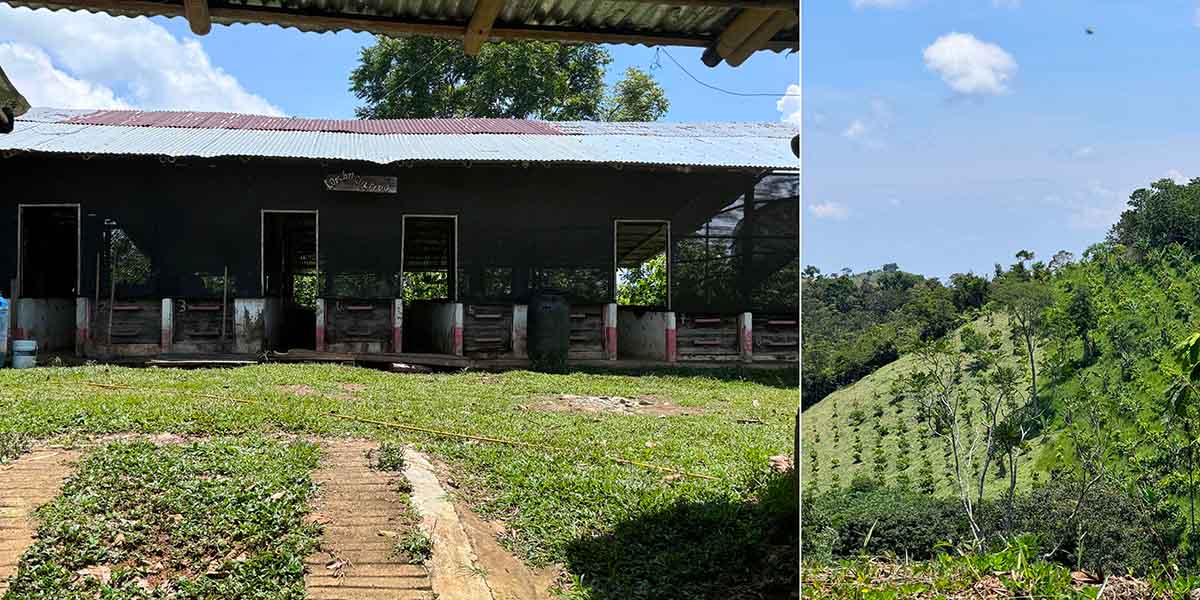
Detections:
1,108,797,368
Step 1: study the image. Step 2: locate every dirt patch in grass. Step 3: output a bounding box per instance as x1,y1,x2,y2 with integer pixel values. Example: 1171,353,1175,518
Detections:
339,383,368,393
525,394,701,417
279,384,317,396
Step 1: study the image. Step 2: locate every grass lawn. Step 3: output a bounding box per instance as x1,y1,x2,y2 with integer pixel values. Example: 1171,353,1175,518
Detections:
0,364,798,600
6,437,322,598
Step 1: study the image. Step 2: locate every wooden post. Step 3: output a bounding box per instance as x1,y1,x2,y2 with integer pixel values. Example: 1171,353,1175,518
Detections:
107,258,116,349
221,265,228,343
94,253,100,343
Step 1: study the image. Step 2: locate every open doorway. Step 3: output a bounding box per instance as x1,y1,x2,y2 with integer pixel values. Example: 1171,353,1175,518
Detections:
401,215,456,353
15,204,80,351
262,210,318,350
614,220,669,308
18,204,80,298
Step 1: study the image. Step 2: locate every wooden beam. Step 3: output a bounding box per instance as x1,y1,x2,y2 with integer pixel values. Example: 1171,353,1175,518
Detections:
714,8,774,59
183,0,211,35
6,0,798,51
725,10,797,67
464,0,505,55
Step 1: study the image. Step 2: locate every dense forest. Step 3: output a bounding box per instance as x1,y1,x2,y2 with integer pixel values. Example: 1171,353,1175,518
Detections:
803,177,1200,589
801,263,989,409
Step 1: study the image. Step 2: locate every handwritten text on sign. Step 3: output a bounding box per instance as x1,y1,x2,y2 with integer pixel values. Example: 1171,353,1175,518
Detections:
324,172,397,194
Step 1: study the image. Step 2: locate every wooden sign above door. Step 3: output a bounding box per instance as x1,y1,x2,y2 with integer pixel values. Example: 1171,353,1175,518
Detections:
324,172,397,194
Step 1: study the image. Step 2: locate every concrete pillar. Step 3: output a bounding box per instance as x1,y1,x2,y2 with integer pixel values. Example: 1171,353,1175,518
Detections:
75,297,89,357
738,311,753,363
161,298,174,352
452,302,464,357
603,303,618,361
665,311,677,363
234,298,267,354
512,304,528,358
315,298,326,352
392,299,404,353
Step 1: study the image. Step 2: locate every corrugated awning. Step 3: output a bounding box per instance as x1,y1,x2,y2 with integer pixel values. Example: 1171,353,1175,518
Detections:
2,0,797,67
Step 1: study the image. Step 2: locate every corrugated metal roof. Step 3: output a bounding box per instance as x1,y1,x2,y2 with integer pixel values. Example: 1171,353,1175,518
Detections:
64,110,566,135
5,0,798,53
0,109,798,169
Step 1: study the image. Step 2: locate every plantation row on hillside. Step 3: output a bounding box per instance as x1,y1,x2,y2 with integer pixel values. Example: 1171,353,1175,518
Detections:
804,177,1200,576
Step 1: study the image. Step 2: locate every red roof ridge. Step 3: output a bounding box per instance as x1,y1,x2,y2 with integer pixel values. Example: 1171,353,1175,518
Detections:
63,109,566,136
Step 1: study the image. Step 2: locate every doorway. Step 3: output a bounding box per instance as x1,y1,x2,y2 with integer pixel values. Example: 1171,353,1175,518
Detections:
18,204,80,298
400,215,457,353
614,220,670,309
262,210,318,350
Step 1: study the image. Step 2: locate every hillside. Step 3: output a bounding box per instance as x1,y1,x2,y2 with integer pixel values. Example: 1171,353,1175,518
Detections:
801,312,1055,497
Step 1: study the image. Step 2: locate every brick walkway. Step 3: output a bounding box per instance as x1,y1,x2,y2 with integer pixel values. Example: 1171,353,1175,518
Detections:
0,449,80,596
305,440,434,600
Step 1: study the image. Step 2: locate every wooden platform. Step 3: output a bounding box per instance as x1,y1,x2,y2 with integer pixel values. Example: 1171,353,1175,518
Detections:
269,349,469,369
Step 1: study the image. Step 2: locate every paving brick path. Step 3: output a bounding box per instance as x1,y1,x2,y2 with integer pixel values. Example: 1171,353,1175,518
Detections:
305,440,434,600
0,449,80,596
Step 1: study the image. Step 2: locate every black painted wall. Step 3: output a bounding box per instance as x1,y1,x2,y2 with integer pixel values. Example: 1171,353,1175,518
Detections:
0,154,758,305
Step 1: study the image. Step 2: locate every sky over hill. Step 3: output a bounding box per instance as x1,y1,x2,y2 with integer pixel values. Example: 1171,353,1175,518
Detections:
804,1,1200,280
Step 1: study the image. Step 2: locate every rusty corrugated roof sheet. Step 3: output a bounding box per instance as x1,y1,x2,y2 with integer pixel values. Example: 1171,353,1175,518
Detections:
2,107,798,169
64,110,566,135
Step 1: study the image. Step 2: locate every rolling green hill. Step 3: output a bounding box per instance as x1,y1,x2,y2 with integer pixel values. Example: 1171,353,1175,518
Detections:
801,312,1056,498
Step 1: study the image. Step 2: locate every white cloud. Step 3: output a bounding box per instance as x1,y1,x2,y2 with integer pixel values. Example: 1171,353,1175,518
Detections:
0,5,282,115
922,32,1017,96
809,201,850,220
776,83,800,127
0,43,129,110
852,0,909,8
1167,169,1188,184
1049,181,1125,230
839,98,890,148
842,119,867,140
1194,5,1200,28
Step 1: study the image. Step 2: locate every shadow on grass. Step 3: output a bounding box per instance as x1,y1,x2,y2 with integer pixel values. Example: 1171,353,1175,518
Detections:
562,472,798,600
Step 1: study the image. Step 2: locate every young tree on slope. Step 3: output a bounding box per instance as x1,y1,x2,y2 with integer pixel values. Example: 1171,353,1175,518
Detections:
992,253,1054,404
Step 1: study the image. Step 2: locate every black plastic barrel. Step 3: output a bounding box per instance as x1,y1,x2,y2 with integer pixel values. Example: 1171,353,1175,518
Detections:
528,290,570,371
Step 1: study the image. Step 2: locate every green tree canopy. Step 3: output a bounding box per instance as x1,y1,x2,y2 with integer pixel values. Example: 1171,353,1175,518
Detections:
349,37,668,121
1110,178,1200,254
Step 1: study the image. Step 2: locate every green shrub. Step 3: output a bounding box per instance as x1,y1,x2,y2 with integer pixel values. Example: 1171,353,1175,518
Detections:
993,480,1169,576
803,483,971,559
848,408,866,427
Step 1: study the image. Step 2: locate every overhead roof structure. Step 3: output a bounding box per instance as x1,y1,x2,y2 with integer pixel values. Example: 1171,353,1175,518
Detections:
0,108,799,170
2,0,798,67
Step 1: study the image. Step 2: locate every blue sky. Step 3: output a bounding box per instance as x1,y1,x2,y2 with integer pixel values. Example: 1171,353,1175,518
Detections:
0,5,799,123
804,0,1200,279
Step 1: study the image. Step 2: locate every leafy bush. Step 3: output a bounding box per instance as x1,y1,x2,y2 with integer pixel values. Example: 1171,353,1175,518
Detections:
803,482,971,559
994,480,1169,576
806,479,1173,575
848,408,866,427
